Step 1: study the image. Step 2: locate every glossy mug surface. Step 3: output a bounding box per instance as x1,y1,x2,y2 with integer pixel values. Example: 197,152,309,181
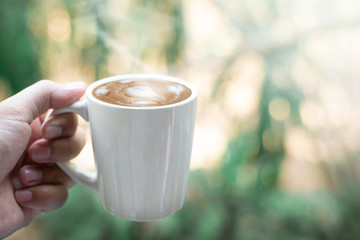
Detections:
52,74,197,221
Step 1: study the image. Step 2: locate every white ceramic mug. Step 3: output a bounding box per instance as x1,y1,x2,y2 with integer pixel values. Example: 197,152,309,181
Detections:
50,74,197,221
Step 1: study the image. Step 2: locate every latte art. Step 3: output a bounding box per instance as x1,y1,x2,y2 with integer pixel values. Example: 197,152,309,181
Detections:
92,79,192,107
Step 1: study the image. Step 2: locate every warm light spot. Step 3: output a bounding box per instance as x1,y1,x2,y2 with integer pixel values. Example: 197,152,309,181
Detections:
107,53,127,75
47,9,71,42
319,84,350,128
222,54,264,120
300,100,325,130
191,122,228,170
184,0,241,58
291,58,322,95
285,127,318,162
279,158,326,192
224,84,258,119
269,97,291,121
106,0,131,17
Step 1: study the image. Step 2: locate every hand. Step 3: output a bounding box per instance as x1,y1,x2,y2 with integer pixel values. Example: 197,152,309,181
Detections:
0,80,86,238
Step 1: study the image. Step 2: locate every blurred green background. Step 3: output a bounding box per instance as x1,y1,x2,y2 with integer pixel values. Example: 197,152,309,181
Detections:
3,0,360,239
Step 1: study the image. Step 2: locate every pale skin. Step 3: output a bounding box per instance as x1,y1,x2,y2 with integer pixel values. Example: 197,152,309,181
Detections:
0,80,87,238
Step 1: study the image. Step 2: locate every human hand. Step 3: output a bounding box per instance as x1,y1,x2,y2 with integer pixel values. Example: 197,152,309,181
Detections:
0,80,86,238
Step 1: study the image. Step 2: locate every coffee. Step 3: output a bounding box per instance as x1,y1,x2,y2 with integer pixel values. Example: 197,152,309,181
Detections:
92,79,192,107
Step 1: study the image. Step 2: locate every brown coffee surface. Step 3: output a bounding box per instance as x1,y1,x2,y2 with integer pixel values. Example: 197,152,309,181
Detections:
92,79,192,107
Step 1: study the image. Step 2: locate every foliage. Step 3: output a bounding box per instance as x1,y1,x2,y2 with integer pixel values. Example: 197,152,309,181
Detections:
37,171,360,240
0,0,41,94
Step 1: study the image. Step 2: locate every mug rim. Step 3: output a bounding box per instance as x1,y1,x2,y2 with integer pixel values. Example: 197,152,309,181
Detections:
86,74,198,109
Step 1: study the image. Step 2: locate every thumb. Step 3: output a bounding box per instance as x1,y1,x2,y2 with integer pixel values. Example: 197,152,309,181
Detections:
0,80,86,124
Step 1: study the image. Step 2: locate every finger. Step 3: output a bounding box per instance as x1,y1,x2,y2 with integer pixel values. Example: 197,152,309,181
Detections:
41,113,78,139
27,118,42,148
24,115,49,156
15,184,68,212
28,127,86,163
27,111,73,154
18,165,75,189
0,80,86,124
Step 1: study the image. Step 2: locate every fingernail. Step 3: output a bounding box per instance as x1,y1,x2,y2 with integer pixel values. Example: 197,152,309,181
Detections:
25,167,43,184
64,81,86,89
31,145,51,162
45,125,62,139
15,190,33,203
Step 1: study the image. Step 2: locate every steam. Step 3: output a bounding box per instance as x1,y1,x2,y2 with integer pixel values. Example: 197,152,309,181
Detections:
72,11,157,73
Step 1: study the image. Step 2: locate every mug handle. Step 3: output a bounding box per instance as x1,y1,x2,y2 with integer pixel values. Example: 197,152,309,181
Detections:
44,98,98,193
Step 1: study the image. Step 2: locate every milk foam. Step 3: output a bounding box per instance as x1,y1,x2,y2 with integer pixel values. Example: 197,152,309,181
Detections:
168,85,184,95
126,86,160,98
92,79,191,107
94,86,110,96
132,100,156,105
